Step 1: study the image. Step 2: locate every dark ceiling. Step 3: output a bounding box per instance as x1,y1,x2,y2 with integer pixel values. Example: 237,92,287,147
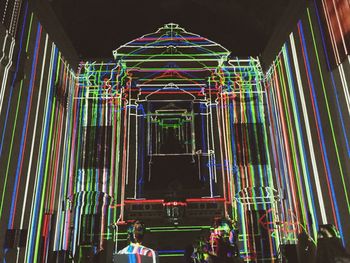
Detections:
51,0,291,60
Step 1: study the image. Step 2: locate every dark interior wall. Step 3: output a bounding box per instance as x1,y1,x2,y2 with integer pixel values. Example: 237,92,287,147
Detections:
262,0,350,250
0,1,77,261
261,0,307,69
31,0,79,67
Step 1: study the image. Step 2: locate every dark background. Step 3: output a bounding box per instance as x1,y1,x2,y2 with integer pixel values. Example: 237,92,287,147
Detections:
49,0,291,60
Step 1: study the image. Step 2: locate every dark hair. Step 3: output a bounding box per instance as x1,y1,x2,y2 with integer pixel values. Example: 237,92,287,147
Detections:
212,217,232,230
128,220,145,243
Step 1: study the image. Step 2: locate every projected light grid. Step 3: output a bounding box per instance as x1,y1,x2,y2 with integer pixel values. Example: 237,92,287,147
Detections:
1,1,349,262
265,2,350,248
0,2,76,262
52,24,281,262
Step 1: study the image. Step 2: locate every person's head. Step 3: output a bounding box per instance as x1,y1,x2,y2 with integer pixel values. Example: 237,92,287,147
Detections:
318,224,340,239
128,220,146,244
212,218,232,238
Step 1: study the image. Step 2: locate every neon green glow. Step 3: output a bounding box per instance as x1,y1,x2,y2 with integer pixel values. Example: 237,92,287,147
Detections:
25,13,33,53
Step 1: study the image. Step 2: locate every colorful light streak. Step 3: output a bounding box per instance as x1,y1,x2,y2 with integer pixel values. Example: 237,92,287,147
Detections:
265,3,350,247
0,2,349,262
56,24,278,261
